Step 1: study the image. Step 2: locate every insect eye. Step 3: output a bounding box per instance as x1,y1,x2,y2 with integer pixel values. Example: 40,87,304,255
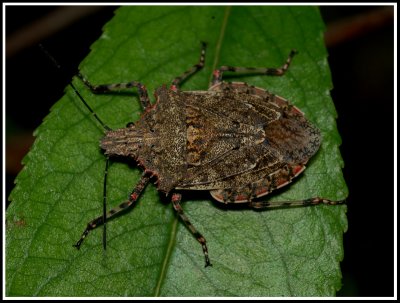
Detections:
126,122,135,128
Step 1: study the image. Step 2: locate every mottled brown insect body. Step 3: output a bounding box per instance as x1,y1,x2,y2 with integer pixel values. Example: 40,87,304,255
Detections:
101,83,320,201
73,43,342,267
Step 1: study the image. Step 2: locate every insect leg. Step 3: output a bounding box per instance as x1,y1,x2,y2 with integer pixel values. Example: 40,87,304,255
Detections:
77,72,151,110
250,197,346,209
73,174,150,249
211,49,298,86
171,193,212,267
170,42,207,90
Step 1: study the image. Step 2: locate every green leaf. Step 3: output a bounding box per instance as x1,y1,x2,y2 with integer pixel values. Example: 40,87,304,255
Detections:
7,6,348,297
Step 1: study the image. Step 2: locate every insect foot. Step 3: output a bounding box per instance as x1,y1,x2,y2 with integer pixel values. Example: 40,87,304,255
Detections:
71,42,344,268
249,197,346,209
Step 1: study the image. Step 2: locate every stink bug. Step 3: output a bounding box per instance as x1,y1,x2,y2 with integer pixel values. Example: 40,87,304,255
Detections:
72,42,343,267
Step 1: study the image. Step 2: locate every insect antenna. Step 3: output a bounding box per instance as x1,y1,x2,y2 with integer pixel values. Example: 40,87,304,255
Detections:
69,82,112,131
38,44,111,132
39,44,110,249
102,157,109,250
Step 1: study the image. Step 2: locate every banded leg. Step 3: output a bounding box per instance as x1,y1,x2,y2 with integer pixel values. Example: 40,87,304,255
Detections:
73,174,150,249
211,49,298,86
171,193,212,267
250,197,346,209
77,72,151,110
170,42,207,91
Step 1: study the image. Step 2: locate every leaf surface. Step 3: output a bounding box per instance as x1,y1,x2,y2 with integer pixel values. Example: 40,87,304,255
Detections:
7,6,348,297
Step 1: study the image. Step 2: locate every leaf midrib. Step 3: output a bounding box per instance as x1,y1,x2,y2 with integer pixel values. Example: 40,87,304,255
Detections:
154,216,179,296
153,6,231,296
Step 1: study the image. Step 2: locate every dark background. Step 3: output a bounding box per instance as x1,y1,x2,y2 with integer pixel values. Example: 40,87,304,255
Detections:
5,5,395,297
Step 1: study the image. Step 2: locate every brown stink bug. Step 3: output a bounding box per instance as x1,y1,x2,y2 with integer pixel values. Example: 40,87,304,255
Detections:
71,42,343,267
